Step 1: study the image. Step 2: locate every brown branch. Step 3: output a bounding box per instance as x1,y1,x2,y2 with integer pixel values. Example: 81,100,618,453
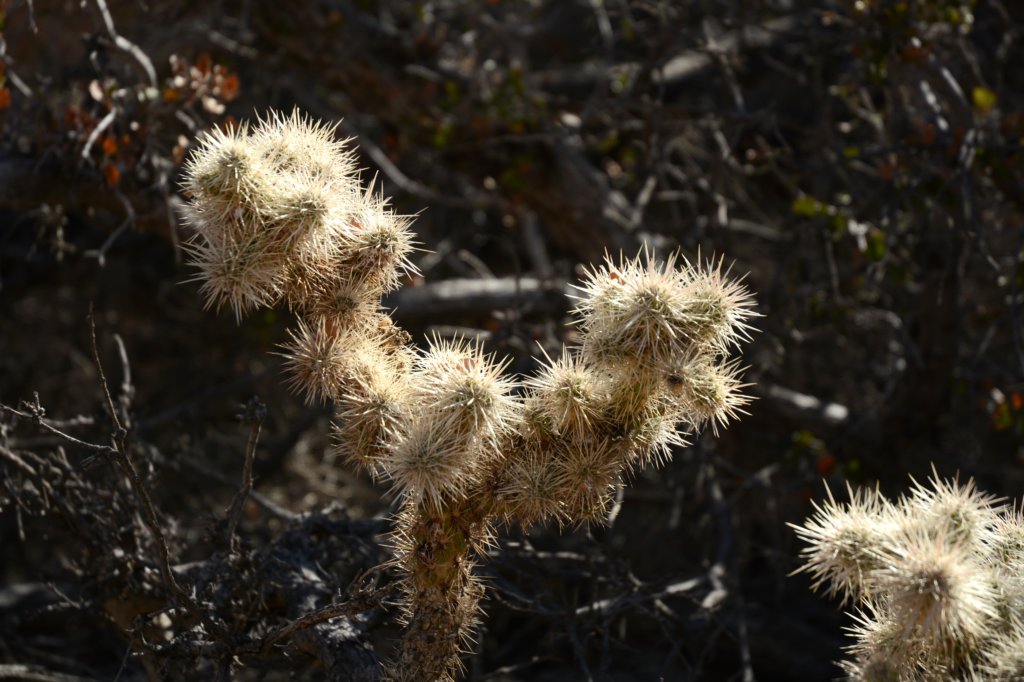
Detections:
0,664,99,682
652,15,798,86
757,383,850,427
0,398,116,456
0,444,39,477
92,0,157,87
225,397,266,553
383,277,571,321
87,311,230,642
256,589,383,655
573,575,706,619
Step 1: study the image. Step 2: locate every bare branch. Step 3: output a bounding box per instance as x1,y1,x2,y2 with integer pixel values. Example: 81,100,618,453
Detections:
225,397,266,553
80,108,117,161
0,664,99,682
88,311,229,642
383,277,571,321
92,0,157,87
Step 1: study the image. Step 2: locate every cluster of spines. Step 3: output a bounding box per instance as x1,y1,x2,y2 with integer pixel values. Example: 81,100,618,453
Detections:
792,474,1024,680
498,250,755,525
388,337,518,509
182,110,415,322
183,111,757,682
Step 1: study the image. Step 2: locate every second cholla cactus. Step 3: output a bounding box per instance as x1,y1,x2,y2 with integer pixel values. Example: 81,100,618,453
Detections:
182,110,757,681
793,474,1024,680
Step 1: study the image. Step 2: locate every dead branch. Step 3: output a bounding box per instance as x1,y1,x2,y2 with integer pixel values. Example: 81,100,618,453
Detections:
383,277,571,321
0,664,99,682
88,312,230,642
225,396,266,553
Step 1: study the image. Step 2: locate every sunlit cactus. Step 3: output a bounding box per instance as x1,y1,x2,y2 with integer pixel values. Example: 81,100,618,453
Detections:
182,110,414,322
183,109,757,681
793,473,1024,681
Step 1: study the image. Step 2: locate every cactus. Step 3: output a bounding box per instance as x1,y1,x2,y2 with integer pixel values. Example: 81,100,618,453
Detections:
792,473,1024,681
182,110,756,680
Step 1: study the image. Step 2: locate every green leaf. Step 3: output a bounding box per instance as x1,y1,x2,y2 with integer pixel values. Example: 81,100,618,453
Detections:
993,402,1013,432
792,195,823,218
972,86,997,113
866,229,887,261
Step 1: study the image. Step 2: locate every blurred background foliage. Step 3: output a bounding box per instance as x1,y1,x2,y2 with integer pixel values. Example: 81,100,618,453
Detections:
2,0,1024,680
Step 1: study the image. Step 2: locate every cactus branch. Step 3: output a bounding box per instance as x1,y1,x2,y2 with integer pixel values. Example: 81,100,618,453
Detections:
182,109,757,679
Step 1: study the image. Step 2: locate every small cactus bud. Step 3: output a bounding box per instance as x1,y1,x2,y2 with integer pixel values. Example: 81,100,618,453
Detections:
575,250,697,368
501,444,565,525
677,255,757,351
280,317,349,404
386,417,479,511
331,341,411,474
905,473,1001,550
575,249,756,368
792,484,899,603
249,109,358,184
183,123,266,211
184,231,282,320
523,351,604,439
552,436,622,523
343,189,418,293
666,353,750,435
872,526,997,655
412,336,518,444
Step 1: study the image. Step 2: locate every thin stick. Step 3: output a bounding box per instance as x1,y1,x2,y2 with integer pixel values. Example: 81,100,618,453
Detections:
0,663,99,682
256,582,386,654
0,399,115,455
84,192,136,267
25,0,39,33
226,397,266,553
93,0,157,87
80,108,117,160
88,310,228,641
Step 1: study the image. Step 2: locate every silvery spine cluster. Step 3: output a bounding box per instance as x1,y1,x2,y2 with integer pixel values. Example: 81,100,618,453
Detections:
793,474,1024,680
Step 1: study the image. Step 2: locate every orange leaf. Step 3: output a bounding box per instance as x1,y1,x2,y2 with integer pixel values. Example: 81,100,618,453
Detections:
163,87,180,103
103,163,121,187
816,453,836,477
102,135,118,156
219,73,240,102
1012,392,1024,411
195,52,212,75
0,87,10,111
917,121,936,146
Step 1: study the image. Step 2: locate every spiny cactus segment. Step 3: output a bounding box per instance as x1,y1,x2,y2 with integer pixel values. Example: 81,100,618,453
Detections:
183,110,757,681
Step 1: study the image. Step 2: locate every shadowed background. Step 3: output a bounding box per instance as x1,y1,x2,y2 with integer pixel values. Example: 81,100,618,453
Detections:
2,1,1023,680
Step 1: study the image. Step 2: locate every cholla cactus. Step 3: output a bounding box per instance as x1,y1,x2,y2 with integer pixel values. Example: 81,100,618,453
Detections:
793,473,1024,680
182,110,757,680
